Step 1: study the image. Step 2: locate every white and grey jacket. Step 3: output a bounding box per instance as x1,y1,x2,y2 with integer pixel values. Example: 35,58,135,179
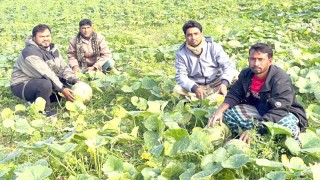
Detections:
174,36,236,92
10,36,78,92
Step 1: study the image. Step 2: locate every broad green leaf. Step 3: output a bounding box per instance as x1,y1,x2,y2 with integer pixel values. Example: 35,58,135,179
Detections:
310,163,320,180
179,168,195,180
46,143,77,157
1,108,14,120
163,129,188,141
188,108,208,118
222,154,249,169
15,104,26,112
149,145,164,157
144,115,164,132
161,162,184,179
81,128,99,139
103,117,121,135
223,139,251,155
102,155,124,176
2,118,15,129
284,137,301,155
0,169,10,178
281,154,307,171
265,171,286,180
111,133,136,144
287,66,300,82
130,126,139,138
227,40,243,48
112,105,128,118
14,118,34,134
212,147,228,163
131,96,147,110
121,85,134,92
85,136,108,149
140,77,157,89
15,165,52,180
141,167,161,179
263,122,292,136
147,101,161,113
201,154,215,171
187,130,213,153
151,86,161,97
123,162,137,176
164,137,189,157
299,131,320,153
191,170,212,180
310,84,320,100
65,101,86,112
67,174,100,180
255,159,283,168
295,77,310,93
30,119,45,128
143,131,161,149
0,150,20,163
34,97,46,112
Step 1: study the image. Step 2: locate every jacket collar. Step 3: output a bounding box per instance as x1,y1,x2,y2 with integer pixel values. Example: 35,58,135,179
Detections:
244,65,277,92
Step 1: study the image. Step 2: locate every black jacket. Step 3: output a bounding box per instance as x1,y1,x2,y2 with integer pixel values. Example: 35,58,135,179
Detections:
224,65,308,130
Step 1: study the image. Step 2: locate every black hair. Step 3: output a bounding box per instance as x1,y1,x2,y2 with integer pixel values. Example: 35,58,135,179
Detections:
32,24,51,37
249,43,273,58
79,19,92,27
182,20,202,35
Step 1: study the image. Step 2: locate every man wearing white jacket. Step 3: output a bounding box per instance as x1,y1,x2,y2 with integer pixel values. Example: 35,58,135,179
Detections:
174,20,236,100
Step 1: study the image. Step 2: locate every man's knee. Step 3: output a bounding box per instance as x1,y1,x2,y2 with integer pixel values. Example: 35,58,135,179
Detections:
37,79,53,92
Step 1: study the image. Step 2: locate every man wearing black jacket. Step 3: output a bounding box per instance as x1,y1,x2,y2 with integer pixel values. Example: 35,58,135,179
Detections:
208,43,308,143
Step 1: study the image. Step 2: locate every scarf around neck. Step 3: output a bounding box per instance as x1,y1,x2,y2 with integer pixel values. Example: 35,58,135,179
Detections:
76,32,99,67
186,36,205,56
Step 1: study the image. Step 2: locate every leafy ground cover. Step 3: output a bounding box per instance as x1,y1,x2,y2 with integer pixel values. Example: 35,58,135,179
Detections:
0,0,320,179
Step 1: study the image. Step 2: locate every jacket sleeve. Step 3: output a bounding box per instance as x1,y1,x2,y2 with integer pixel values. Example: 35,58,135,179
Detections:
57,54,79,85
23,55,64,91
93,35,112,70
174,53,197,92
223,71,246,107
261,75,295,123
212,42,236,85
67,37,80,68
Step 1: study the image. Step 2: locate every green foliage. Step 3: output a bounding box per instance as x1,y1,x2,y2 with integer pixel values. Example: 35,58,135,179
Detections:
0,0,319,179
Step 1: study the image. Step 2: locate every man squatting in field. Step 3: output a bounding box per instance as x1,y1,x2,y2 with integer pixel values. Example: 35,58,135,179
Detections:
10,24,80,117
208,43,308,143
67,19,119,74
174,20,236,100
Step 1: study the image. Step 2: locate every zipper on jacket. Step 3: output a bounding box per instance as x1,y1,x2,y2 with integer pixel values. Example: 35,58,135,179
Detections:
198,58,207,85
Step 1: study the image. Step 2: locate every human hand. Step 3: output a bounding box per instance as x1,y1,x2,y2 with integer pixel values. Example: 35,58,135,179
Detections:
208,109,224,127
87,67,96,71
62,88,75,102
195,87,206,99
72,66,80,73
239,131,252,145
218,84,227,96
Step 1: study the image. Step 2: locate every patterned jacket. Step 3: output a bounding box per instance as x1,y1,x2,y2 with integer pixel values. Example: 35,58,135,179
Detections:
67,33,112,70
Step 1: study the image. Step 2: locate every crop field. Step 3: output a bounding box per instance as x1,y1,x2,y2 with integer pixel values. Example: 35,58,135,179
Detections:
0,0,319,179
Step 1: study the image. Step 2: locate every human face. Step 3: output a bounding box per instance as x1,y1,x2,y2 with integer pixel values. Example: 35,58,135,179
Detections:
248,50,272,78
185,27,203,47
80,25,93,39
33,29,51,48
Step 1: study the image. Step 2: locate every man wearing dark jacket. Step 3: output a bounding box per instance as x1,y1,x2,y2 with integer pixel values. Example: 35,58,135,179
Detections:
208,43,308,143
10,24,79,116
